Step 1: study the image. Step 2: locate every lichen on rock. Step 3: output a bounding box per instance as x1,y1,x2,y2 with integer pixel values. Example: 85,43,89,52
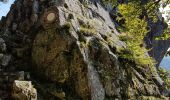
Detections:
0,0,169,100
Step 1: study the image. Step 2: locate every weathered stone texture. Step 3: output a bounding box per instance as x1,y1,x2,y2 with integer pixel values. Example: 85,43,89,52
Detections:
0,0,169,99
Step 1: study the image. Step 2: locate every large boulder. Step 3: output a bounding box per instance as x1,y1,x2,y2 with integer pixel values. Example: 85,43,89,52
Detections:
12,80,37,100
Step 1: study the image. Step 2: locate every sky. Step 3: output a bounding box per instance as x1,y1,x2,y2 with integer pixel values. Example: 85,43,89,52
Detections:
0,0,15,19
160,56,170,70
159,5,170,69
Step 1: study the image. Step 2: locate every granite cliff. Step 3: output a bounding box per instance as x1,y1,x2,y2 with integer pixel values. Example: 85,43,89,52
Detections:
0,0,169,99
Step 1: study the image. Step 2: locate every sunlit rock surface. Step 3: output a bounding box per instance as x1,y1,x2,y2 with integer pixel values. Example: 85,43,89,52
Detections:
0,0,169,99
12,80,37,100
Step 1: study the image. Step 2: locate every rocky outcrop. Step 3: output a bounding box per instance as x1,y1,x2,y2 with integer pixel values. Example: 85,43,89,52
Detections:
0,0,169,99
12,80,37,100
145,20,170,67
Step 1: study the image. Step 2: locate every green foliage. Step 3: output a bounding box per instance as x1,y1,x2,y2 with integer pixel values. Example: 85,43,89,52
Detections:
56,22,71,34
78,22,97,36
101,0,170,66
158,68,170,90
79,26,96,36
102,0,118,7
144,2,159,22
118,2,142,19
62,22,71,30
154,27,170,40
118,2,153,65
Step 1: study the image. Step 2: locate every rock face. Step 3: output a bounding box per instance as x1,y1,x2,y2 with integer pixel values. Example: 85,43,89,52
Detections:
145,20,170,67
0,0,169,99
12,80,37,100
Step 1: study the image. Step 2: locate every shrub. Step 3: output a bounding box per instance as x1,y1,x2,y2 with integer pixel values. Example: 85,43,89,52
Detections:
158,68,170,90
118,2,153,65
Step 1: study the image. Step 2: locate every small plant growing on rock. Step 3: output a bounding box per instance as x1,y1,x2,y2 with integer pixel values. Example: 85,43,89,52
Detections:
158,68,170,90
78,21,97,36
61,22,71,30
79,26,97,36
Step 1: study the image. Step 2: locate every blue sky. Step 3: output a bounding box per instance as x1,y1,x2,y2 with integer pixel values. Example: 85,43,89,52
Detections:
0,0,15,19
160,56,170,71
